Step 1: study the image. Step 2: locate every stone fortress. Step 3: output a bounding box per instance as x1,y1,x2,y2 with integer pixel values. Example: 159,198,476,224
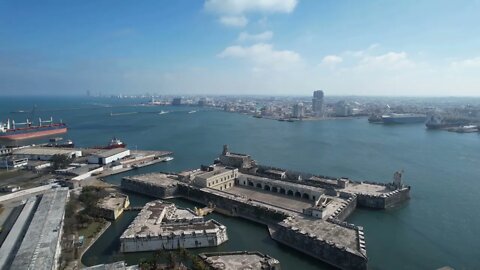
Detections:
121,145,411,270
120,200,228,252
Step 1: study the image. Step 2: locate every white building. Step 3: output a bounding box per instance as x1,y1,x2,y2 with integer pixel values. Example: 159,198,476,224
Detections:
0,157,28,169
12,147,82,161
120,201,228,252
292,103,305,118
193,167,238,191
88,148,130,165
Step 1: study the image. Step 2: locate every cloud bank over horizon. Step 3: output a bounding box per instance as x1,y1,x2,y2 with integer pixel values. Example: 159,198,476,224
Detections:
1,0,480,96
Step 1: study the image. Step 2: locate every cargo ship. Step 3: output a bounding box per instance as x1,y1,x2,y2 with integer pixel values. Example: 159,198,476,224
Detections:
0,117,67,140
381,113,426,124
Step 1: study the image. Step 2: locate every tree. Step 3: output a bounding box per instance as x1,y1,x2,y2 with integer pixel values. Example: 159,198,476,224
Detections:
167,252,177,269
51,154,73,170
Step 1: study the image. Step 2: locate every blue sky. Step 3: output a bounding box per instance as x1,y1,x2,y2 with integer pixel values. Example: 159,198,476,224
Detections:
1,0,480,96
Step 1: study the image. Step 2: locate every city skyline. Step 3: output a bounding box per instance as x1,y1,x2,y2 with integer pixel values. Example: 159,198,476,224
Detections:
1,0,480,96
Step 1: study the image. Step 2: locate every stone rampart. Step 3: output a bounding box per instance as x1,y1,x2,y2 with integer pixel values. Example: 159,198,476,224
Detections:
121,177,178,199
270,223,367,270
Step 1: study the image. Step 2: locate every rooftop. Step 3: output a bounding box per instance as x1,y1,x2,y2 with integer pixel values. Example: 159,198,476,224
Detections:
97,193,128,210
10,188,69,270
195,167,235,180
93,148,130,158
121,200,224,239
124,173,179,187
199,251,280,270
13,147,80,156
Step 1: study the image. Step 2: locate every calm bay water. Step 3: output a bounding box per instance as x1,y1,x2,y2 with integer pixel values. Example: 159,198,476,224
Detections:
1,97,479,269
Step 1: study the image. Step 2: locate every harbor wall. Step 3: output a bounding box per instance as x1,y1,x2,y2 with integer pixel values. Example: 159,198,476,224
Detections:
332,194,357,221
121,221,228,252
384,188,410,208
177,185,289,225
356,187,410,209
121,178,178,199
270,224,367,270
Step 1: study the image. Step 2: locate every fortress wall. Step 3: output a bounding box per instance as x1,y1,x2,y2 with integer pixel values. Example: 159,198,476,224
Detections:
270,224,367,270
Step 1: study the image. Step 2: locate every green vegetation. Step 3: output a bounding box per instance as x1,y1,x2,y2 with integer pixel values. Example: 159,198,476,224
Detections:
51,154,73,170
60,187,109,269
137,248,209,270
78,221,104,239
0,170,23,181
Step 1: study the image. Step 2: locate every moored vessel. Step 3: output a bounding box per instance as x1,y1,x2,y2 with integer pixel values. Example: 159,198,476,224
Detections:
0,117,67,140
381,113,426,124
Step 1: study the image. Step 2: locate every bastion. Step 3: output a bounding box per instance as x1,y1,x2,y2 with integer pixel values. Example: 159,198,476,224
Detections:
120,145,411,270
120,200,228,252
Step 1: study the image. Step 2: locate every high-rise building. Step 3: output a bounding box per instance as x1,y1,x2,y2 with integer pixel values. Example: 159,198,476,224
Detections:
312,90,325,117
292,103,305,118
172,97,182,106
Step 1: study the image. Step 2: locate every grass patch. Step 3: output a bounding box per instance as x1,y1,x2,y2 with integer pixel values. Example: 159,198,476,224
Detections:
0,170,23,181
77,221,104,239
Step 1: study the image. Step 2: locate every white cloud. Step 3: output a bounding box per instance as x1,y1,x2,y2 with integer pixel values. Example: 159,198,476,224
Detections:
205,0,298,15
219,16,248,27
237,31,273,42
321,55,343,65
451,57,480,68
357,51,415,70
218,43,301,71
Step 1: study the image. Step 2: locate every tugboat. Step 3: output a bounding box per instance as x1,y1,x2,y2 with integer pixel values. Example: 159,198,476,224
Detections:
368,114,383,124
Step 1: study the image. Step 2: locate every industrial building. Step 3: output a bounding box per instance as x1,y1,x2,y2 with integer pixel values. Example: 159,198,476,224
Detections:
12,147,82,161
0,157,28,169
1,188,69,270
120,200,228,252
87,148,130,165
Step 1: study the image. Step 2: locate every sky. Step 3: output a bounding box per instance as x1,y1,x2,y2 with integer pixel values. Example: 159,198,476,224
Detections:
1,0,480,97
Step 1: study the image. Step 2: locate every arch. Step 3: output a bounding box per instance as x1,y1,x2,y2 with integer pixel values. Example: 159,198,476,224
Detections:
256,183,262,188
280,188,286,194
264,185,271,191
248,181,254,187
294,191,301,198
287,190,294,196
302,193,310,200
272,187,278,192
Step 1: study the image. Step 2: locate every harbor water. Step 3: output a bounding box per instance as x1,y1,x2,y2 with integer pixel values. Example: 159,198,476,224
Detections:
1,97,479,269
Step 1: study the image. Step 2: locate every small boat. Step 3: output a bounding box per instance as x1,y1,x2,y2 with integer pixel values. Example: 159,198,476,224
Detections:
163,156,174,162
188,110,197,114
158,110,169,115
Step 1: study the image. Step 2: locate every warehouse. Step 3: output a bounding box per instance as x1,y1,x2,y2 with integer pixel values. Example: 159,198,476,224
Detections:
12,147,82,161
87,148,130,165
